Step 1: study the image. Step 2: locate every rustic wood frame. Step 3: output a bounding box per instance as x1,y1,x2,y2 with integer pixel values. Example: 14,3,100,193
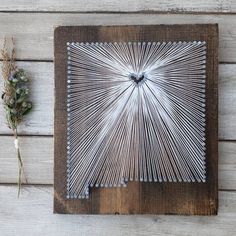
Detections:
54,24,218,215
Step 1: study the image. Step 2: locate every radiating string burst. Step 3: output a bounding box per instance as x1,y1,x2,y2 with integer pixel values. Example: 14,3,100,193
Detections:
66,41,207,199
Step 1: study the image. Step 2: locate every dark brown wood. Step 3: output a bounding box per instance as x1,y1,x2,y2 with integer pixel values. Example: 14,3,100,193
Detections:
54,25,218,215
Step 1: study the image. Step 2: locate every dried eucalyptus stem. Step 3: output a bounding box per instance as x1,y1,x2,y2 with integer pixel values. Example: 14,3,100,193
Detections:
1,37,32,197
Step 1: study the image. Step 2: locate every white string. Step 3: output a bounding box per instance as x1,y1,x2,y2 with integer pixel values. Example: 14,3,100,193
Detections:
66,41,207,199
14,138,19,149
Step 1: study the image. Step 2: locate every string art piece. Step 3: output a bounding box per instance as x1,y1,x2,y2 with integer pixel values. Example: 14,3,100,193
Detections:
66,41,207,199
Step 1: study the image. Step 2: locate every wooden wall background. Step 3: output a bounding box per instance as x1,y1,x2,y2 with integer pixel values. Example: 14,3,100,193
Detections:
0,1,235,235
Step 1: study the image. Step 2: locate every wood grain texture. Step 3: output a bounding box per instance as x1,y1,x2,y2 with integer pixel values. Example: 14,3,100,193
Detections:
0,136,234,190
0,185,236,236
0,0,235,13
0,136,53,184
0,1,234,234
219,64,236,140
54,25,218,215
1,63,235,139
219,141,236,190
0,13,235,62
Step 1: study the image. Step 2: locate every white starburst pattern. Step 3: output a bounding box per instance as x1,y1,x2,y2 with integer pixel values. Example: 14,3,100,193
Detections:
66,41,207,199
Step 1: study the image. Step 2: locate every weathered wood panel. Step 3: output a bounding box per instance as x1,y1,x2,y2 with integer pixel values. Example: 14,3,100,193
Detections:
0,136,234,189
0,136,53,184
0,13,236,62
0,0,235,13
219,141,236,190
1,63,235,140
0,185,236,236
54,24,218,215
219,64,236,140
0,0,234,234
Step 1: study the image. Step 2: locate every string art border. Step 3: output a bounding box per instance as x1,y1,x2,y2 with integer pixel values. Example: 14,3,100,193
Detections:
66,41,207,199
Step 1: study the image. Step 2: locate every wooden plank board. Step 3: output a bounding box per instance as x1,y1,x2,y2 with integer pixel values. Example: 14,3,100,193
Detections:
219,64,236,140
54,25,218,215
0,13,236,62
0,2,234,234
1,63,235,140
219,141,236,190
0,0,235,13
0,136,53,184
0,185,236,236
0,136,234,190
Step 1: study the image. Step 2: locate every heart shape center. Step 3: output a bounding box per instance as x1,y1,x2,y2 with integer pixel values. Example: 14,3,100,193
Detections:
129,73,146,85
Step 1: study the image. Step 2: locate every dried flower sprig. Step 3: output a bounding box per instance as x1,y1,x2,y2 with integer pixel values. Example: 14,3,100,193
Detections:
1,37,32,197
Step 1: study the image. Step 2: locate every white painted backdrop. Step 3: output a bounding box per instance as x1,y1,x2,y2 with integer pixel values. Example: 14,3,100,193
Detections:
0,1,236,235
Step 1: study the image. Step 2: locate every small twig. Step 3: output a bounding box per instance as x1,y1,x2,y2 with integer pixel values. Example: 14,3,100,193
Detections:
13,129,28,197
1,37,32,197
